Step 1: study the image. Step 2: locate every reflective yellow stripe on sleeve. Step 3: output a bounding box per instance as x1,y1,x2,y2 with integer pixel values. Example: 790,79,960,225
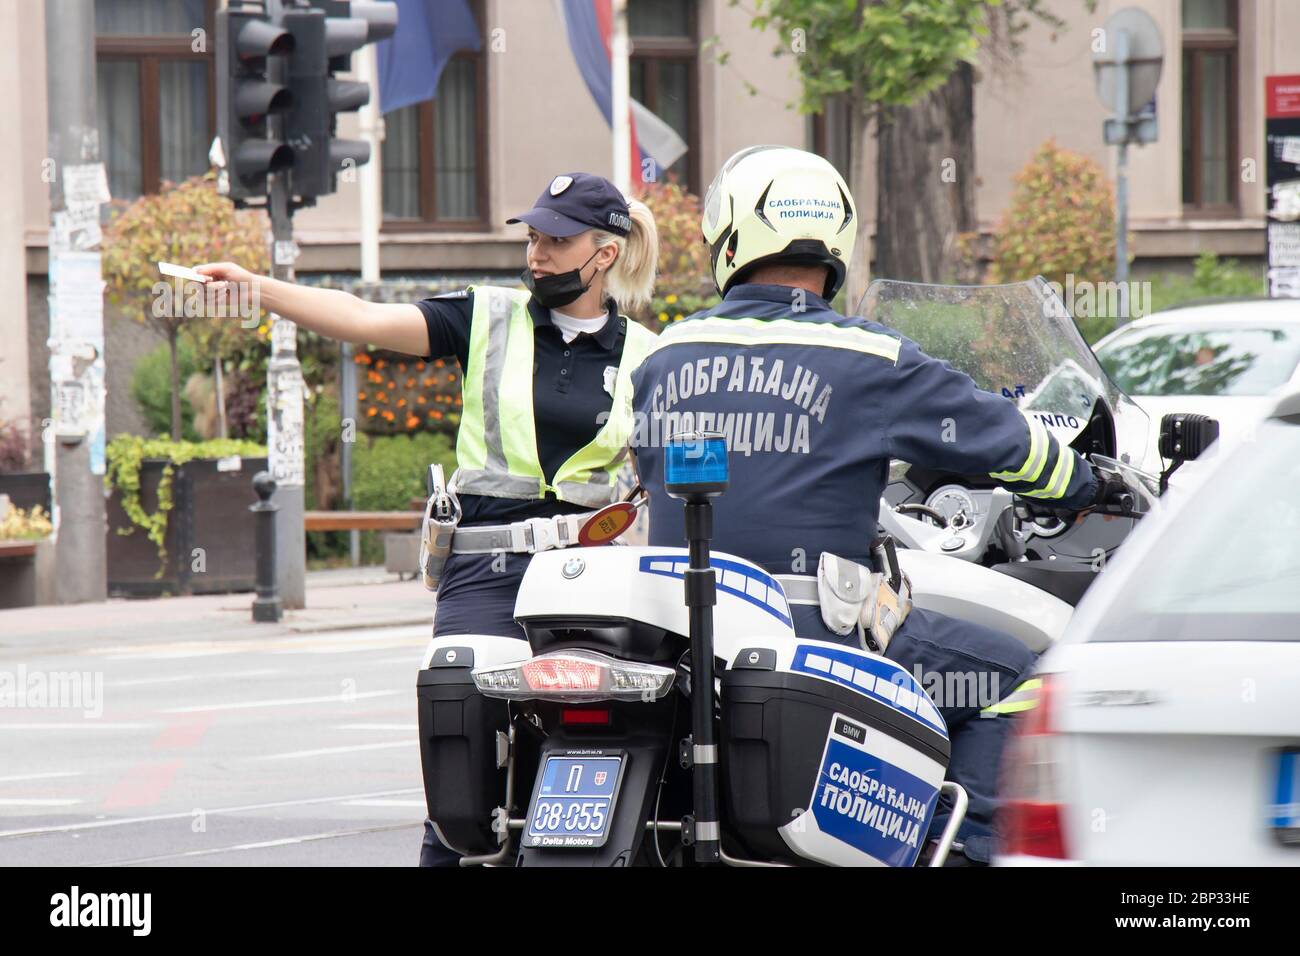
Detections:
980,677,1043,716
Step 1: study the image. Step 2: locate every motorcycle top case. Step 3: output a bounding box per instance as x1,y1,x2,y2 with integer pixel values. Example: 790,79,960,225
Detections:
720,640,950,867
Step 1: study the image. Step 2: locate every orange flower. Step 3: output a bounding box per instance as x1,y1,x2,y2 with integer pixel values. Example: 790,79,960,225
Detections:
387,380,396,390
432,411,443,419
406,415,420,429
421,377,434,387
416,362,426,371
376,391,388,402
405,376,415,388
382,410,395,421
357,391,367,401
375,359,386,370
398,363,407,372
416,395,426,404
396,398,407,408
366,407,378,417
433,359,445,368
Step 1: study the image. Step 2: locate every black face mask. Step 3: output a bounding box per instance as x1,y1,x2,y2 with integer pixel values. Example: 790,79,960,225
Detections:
521,250,600,310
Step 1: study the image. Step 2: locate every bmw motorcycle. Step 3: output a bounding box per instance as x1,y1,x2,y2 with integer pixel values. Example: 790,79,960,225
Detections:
416,277,1212,867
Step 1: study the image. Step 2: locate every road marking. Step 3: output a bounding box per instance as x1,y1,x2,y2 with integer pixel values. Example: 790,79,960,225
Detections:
341,798,426,809
0,771,84,784
0,798,83,807
337,723,418,731
0,723,155,731
161,689,401,714
0,787,423,839
91,822,422,866
255,740,415,760
92,626,430,660
114,669,280,688
112,675,197,687
102,760,183,811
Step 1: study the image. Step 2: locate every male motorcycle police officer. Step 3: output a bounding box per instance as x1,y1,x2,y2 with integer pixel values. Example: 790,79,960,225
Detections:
630,146,1124,863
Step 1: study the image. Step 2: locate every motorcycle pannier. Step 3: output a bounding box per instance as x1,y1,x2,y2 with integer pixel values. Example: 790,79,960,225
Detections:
719,641,951,867
416,648,511,855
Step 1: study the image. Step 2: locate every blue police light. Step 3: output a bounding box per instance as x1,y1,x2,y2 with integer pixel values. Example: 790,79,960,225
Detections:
664,431,728,499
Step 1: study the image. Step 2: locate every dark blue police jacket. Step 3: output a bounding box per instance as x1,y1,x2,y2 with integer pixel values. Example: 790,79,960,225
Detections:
631,283,1098,575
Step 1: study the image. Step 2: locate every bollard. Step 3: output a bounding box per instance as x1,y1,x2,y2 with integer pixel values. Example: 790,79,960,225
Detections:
251,470,282,623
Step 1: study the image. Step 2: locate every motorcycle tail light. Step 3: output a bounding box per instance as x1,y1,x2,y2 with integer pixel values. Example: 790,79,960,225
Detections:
472,649,675,703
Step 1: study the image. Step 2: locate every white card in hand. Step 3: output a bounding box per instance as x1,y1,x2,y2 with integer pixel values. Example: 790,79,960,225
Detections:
158,261,211,282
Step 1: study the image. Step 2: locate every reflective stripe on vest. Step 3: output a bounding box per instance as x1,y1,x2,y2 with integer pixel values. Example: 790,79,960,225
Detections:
451,285,656,509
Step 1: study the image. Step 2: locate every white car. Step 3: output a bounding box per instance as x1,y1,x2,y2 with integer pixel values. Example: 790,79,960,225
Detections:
1093,299,1300,475
995,384,1300,865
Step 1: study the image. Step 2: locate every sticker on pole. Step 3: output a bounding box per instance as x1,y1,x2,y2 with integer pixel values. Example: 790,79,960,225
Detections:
578,502,638,546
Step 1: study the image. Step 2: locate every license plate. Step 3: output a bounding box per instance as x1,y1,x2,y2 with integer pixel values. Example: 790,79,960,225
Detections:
1271,748,1300,845
523,751,625,849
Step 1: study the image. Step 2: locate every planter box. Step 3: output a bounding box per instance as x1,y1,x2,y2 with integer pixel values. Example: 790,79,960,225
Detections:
106,455,268,597
0,472,52,515
0,538,55,609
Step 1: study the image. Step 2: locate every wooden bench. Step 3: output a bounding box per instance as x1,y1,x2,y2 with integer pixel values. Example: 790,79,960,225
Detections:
304,511,422,532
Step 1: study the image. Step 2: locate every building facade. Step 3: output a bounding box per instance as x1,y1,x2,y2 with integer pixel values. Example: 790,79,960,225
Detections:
2,0,1297,450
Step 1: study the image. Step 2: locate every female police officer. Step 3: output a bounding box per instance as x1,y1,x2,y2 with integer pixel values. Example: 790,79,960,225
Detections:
197,172,658,865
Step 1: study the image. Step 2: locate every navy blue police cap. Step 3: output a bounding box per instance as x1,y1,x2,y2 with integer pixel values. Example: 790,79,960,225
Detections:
507,173,632,237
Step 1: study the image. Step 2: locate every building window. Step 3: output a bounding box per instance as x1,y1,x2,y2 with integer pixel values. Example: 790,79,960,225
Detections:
381,8,487,227
95,0,214,201
630,0,698,192
1181,0,1238,212
807,94,853,184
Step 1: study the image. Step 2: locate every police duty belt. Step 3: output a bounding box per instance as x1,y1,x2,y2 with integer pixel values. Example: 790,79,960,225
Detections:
450,512,597,555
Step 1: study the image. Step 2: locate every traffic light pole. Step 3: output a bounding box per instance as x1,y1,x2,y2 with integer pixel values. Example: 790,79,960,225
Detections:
264,1,307,609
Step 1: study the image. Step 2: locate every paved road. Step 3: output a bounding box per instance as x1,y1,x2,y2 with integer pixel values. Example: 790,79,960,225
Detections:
0,622,433,866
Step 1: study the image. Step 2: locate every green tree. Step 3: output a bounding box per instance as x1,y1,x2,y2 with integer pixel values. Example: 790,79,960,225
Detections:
102,173,270,440
738,0,1095,300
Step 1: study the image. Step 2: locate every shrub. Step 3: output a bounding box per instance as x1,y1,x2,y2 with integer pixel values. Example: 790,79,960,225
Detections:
0,504,52,541
1147,252,1265,314
634,178,719,329
352,431,457,512
988,139,1119,288
102,173,271,440
131,339,203,441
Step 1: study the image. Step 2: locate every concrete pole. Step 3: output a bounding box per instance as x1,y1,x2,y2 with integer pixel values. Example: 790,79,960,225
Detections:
45,0,107,604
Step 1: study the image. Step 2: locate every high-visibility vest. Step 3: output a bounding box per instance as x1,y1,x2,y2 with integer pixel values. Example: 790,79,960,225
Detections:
451,285,656,509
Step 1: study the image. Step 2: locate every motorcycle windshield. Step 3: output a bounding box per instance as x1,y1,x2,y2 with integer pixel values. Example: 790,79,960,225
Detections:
856,276,1151,467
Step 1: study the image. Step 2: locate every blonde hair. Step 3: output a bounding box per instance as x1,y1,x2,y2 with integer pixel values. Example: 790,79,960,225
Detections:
593,198,658,314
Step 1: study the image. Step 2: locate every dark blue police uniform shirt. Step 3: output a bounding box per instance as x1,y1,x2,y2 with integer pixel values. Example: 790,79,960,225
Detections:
631,283,1098,575
416,289,631,526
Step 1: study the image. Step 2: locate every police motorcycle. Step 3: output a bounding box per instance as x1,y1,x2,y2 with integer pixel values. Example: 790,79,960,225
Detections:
414,276,1214,867
862,277,1218,653
417,432,968,868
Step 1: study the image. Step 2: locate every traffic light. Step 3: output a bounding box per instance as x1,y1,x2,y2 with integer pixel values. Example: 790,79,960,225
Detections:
215,7,296,206
284,0,397,203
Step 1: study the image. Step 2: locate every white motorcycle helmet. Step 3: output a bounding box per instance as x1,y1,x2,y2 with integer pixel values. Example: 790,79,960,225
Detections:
701,145,856,300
